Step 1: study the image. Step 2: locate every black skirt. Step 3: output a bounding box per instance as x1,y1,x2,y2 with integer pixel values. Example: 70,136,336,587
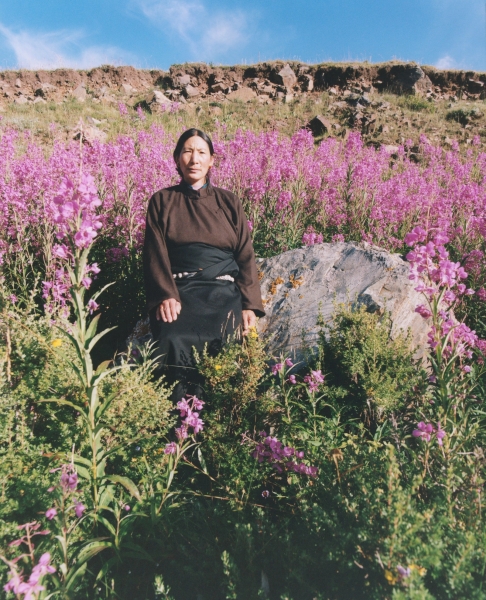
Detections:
149,243,243,395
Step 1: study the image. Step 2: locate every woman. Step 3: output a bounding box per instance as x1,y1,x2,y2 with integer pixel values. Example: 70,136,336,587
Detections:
143,128,265,396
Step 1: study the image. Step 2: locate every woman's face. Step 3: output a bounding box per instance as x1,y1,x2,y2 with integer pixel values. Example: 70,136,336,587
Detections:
176,135,214,187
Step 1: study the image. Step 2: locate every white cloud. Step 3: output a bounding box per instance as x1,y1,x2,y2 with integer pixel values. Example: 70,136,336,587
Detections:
0,22,134,69
135,0,251,60
435,55,458,70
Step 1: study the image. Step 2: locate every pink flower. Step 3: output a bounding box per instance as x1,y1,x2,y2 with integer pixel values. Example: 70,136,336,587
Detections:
287,374,297,384
45,508,57,520
412,421,446,446
87,299,99,314
435,423,446,446
412,421,434,442
397,565,411,579
164,442,177,454
285,358,293,367
271,363,283,375
75,502,86,518
415,305,432,319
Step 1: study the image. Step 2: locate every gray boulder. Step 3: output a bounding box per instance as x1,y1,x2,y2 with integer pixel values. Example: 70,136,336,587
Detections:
256,242,429,362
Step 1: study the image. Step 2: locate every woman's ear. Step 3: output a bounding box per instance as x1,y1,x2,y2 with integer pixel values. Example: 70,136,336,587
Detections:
209,154,215,168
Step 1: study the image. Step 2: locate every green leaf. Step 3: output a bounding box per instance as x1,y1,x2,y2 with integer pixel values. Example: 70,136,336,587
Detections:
95,359,112,376
95,515,116,536
87,326,117,352
197,447,208,474
38,398,89,425
85,313,101,341
74,464,91,481
104,475,142,501
95,556,119,582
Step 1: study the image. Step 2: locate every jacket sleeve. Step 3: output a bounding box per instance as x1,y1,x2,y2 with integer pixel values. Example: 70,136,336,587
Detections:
231,194,265,317
143,193,181,312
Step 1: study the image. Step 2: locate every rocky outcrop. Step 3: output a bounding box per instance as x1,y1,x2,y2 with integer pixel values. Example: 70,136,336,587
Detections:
1,61,485,111
256,242,429,362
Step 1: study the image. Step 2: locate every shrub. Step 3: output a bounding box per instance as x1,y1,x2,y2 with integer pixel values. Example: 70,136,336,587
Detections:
320,303,426,418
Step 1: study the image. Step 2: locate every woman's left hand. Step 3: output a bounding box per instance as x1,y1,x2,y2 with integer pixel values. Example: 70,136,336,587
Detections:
242,310,256,336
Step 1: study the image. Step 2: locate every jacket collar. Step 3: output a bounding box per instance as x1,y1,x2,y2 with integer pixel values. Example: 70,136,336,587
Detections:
178,180,214,199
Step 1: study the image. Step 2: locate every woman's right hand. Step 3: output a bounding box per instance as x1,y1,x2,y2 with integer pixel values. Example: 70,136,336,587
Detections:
157,298,182,322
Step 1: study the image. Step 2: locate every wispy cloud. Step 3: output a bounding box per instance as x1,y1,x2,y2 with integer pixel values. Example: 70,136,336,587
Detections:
435,55,458,70
0,22,134,69
135,0,252,60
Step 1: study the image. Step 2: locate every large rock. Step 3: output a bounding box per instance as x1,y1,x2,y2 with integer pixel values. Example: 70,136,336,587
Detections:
256,242,430,362
273,64,297,89
384,65,432,96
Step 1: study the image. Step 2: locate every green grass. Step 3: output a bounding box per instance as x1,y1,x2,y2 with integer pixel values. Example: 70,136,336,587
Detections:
1,88,484,149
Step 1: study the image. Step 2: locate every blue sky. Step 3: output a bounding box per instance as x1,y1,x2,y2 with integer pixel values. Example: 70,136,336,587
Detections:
0,0,483,71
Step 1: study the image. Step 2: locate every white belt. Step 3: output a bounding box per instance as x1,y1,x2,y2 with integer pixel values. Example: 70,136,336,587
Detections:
172,272,234,282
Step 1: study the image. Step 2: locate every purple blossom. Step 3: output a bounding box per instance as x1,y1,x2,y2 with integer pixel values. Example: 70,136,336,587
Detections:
164,442,177,454
45,508,57,520
271,363,283,375
251,432,317,477
287,374,297,384
413,421,446,446
397,565,411,579
74,502,86,518
87,299,99,314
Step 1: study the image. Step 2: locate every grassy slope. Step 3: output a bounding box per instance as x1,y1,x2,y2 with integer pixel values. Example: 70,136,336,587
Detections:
2,88,484,149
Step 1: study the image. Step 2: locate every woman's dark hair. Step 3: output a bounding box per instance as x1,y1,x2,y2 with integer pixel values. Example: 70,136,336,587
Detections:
173,128,214,178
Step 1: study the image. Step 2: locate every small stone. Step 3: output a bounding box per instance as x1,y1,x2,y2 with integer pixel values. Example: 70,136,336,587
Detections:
14,96,28,105
301,75,314,92
275,63,297,89
72,85,87,102
176,74,192,87
307,115,333,136
183,84,200,99
150,90,171,105
120,82,135,94
33,97,46,104
15,78,22,88
210,82,228,94
227,87,257,102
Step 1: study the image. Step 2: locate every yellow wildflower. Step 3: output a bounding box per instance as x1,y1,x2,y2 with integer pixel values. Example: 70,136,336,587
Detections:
410,564,427,576
215,365,222,370
384,570,397,585
248,326,258,339
51,338,63,348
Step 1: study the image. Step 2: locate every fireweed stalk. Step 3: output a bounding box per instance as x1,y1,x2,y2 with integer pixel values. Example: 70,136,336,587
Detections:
252,432,318,477
405,226,486,446
143,395,206,519
41,463,92,596
41,174,140,513
1,522,55,600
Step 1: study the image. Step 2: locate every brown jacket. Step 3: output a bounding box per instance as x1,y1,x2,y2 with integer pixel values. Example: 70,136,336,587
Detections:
143,182,265,317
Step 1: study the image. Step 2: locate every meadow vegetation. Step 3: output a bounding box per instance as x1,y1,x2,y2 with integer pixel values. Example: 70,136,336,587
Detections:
0,99,486,598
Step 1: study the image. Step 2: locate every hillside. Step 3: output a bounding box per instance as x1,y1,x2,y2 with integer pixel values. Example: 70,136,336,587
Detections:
1,60,485,149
